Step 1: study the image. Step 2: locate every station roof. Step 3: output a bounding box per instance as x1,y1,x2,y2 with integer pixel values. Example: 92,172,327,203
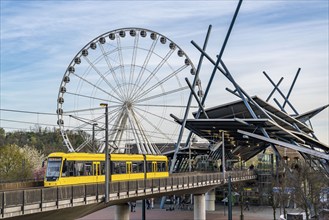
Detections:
294,104,329,123
193,96,313,134
173,96,328,162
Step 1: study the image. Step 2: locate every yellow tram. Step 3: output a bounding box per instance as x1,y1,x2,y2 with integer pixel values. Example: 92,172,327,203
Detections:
44,152,168,187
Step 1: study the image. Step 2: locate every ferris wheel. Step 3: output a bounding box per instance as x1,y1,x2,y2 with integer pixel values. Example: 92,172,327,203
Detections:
57,27,199,154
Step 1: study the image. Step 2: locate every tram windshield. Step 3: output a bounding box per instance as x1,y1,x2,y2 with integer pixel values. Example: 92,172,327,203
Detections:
46,157,62,179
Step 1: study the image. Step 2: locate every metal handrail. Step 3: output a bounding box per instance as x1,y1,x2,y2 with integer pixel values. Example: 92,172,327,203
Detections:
0,170,256,218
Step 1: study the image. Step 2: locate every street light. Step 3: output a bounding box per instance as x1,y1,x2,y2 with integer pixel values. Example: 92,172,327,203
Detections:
100,103,109,203
92,123,98,153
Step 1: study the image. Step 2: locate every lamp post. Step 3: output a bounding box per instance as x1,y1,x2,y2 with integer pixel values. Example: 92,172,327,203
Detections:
100,103,109,203
92,123,98,153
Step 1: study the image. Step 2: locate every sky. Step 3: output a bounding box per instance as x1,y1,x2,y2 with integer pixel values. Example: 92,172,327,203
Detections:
0,0,328,146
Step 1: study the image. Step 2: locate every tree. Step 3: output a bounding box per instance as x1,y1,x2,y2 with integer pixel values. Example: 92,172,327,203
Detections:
271,159,297,220
0,128,5,146
0,144,46,182
0,144,33,182
272,158,329,220
270,179,280,220
287,160,328,220
20,145,46,180
233,181,246,220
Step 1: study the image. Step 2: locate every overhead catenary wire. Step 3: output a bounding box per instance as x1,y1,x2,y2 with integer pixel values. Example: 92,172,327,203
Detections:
0,108,57,115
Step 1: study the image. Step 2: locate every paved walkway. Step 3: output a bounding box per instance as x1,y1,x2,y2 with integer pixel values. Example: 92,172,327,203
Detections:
79,203,292,220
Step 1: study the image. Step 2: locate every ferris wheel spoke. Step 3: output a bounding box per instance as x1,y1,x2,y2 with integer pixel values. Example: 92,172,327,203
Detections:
73,121,90,131
98,44,127,100
132,48,175,100
130,37,159,98
134,109,174,142
126,111,144,153
62,105,121,115
65,91,122,105
133,64,188,101
83,56,125,100
116,37,128,99
119,128,173,141
136,86,189,103
98,107,123,128
134,106,177,125
137,131,174,141
135,104,196,108
108,109,124,126
130,110,155,154
70,72,122,103
127,34,139,98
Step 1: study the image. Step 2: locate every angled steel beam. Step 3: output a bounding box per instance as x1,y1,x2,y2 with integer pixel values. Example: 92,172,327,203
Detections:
295,104,329,123
179,0,243,163
199,0,243,106
237,129,329,160
234,117,250,126
220,60,282,158
191,43,277,124
266,77,284,102
226,87,240,98
169,25,212,174
273,98,287,113
185,78,209,119
264,110,296,130
191,42,278,124
191,40,284,159
263,71,299,115
291,140,329,176
186,0,243,132
283,68,301,108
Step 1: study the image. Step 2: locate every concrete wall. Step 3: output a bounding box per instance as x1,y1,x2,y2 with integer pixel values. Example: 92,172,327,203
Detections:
0,181,43,191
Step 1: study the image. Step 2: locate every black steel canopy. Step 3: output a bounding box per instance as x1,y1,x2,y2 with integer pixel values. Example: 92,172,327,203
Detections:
194,96,313,134
173,96,328,162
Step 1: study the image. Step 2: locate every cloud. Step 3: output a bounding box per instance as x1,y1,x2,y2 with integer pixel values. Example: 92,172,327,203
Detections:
1,0,328,144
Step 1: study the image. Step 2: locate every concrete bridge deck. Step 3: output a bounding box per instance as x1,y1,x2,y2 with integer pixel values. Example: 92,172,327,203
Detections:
0,170,256,219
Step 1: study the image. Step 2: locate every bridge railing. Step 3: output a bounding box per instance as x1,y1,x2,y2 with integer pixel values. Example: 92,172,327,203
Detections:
0,170,256,218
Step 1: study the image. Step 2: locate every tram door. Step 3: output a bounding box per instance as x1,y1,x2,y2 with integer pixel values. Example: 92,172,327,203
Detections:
147,161,157,178
126,162,132,180
93,162,100,183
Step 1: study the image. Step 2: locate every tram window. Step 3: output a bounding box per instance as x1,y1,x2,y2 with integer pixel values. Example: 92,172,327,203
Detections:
163,162,167,171
46,158,61,178
147,162,153,172
132,162,138,173
132,161,144,173
138,161,144,172
62,161,74,177
155,162,166,172
157,162,162,172
112,162,126,174
100,162,105,175
62,160,68,176
75,162,84,176
84,162,92,175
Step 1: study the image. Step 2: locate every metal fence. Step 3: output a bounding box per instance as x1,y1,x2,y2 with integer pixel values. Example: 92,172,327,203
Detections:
0,170,256,218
